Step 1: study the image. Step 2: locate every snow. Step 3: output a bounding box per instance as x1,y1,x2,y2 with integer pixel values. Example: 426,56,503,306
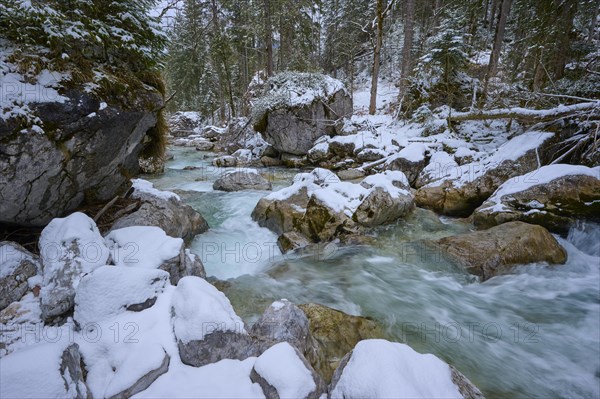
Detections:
38,212,109,295
482,164,600,213
73,266,169,327
391,142,429,163
105,226,183,269
330,339,462,399
131,178,180,201
0,242,38,279
171,276,246,343
253,342,316,399
0,341,83,399
134,358,264,399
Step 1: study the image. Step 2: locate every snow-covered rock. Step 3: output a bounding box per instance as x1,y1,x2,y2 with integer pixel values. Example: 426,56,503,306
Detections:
252,72,353,155
73,266,169,327
39,212,110,320
473,164,600,232
110,179,209,243
252,169,414,249
0,342,89,398
384,142,431,186
172,277,268,367
168,111,204,137
213,155,238,167
426,221,567,281
250,342,325,399
329,339,480,399
415,131,557,216
213,169,272,192
0,241,40,310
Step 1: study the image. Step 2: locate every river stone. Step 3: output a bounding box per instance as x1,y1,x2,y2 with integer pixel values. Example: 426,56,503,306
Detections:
0,89,162,227
250,342,326,399
277,231,313,253
0,242,39,311
251,299,315,356
213,155,237,167
427,221,567,281
473,172,600,233
252,187,310,235
110,192,208,244
300,197,356,243
298,303,384,383
337,169,365,181
213,170,272,191
352,187,415,227
160,248,206,285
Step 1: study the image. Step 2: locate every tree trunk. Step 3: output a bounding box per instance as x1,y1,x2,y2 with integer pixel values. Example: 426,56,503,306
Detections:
398,0,415,98
488,0,498,31
553,0,577,80
483,0,512,96
588,0,600,43
369,0,385,115
264,0,274,76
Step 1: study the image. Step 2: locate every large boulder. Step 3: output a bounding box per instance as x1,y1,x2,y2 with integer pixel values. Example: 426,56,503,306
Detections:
426,221,567,281
39,212,110,320
0,342,89,398
298,303,384,383
213,169,272,191
168,111,204,137
473,164,600,233
329,339,483,399
250,342,326,399
252,169,414,250
0,242,40,310
416,131,557,216
252,72,352,155
0,88,162,227
384,143,431,186
110,179,208,243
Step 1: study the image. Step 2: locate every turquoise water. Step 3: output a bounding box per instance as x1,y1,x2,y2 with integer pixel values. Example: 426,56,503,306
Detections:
147,147,600,398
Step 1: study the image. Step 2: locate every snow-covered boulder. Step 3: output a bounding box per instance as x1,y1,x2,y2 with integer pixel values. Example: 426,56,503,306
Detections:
329,339,482,399
213,155,238,167
0,342,89,398
252,169,414,249
251,299,315,356
298,303,384,383
213,169,272,192
426,221,567,281
473,164,600,232
168,111,204,137
110,179,209,243
0,242,39,310
73,266,169,327
384,142,431,186
39,212,110,320
172,276,269,367
416,131,557,216
252,72,353,155
250,342,326,399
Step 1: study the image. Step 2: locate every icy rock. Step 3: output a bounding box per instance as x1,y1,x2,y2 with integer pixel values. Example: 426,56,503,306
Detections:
251,342,326,399
213,169,272,191
329,339,480,399
473,164,600,233
213,155,238,167
107,348,170,399
0,241,39,310
110,179,208,243
426,221,567,281
39,212,110,320
73,266,169,327
0,342,89,398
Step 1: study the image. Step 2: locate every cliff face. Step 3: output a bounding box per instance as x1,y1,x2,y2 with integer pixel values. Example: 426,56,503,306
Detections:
0,88,163,226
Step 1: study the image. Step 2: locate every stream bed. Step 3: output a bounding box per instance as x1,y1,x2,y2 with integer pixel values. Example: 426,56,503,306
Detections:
146,147,600,398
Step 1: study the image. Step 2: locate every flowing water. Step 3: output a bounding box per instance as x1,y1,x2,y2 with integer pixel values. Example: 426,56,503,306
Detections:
147,147,600,398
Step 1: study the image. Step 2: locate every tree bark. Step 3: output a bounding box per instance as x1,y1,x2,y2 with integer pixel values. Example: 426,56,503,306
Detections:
588,0,600,43
448,102,599,123
488,0,498,32
369,0,385,115
398,0,415,97
483,0,512,96
264,0,274,76
553,0,577,80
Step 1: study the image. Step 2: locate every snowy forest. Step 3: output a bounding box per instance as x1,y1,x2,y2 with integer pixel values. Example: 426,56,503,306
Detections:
1,0,599,398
